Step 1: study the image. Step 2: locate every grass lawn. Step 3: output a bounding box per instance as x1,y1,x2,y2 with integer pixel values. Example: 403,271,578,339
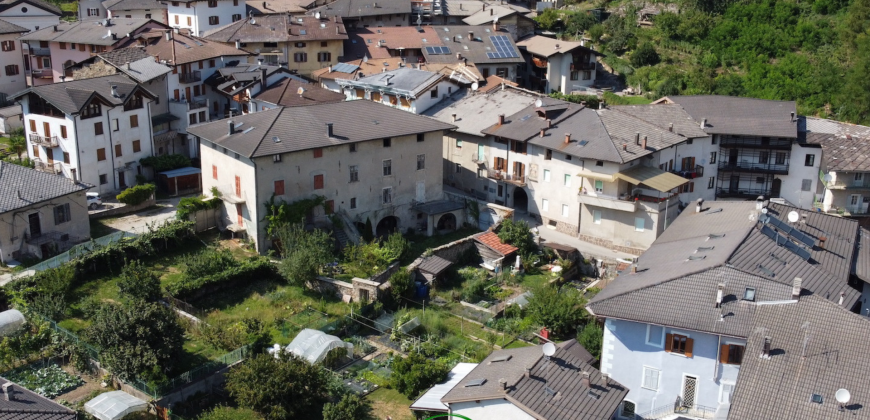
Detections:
60,2,77,12
520,272,559,290
89,217,121,238
367,388,415,420
503,340,532,349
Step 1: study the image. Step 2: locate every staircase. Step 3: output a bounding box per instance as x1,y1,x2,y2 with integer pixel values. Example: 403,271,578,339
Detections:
333,226,350,249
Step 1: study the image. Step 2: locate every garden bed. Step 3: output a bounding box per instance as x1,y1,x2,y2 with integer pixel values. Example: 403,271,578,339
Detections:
3,362,84,398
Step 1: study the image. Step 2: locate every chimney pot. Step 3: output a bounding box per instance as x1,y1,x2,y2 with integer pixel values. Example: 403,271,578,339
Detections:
715,283,724,308
839,291,845,306
468,31,474,39
642,136,647,150
540,128,546,137
668,122,673,132
53,25,57,31
2,383,12,401
696,198,703,213
761,336,772,359
228,120,235,135
580,371,590,388
546,119,551,128
499,378,507,391
700,118,707,129
630,258,638,274
792,277,802,300
498,114,505,125
451,113,457,123
524,367,531,378
635,132,640,145
326,122,334,137
564,133,571,144
819,236,827,249
790,111,795,122
622,143,627,151
602,373,610,386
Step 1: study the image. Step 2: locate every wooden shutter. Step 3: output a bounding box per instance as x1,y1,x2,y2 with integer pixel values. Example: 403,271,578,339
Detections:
685,338,694,358
665,333,674,353
43,122,50,137
212,165,218,180
720,344,729,364
689,182,694,193
60,126,67,138
29,119,36,132
115,144,122,157
314,174,324,189
325,200,334,214
235,175,241,196
274,180,284,195
313,148,323,158
130,114,138,128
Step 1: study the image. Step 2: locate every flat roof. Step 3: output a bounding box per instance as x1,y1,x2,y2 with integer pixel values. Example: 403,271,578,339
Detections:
410,362,476,411
158,167,201,177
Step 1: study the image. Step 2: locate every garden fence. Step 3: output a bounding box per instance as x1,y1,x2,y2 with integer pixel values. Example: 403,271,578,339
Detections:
128,344,252,399
32,313,100,360
10,231,137,281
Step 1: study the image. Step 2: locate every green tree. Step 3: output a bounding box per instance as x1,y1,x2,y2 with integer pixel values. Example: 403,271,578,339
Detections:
117,261,162,302
362,218,374,242
323,394,373,420
534,8,561,31
275,223,334,285
83,301,184,381
577,322,603,360
497,218,536,256
226,352,330,420
630,42,660,67
390,351,449,399
198,407,264,420
389,269,413,302
526,284,586,338
8,128,25,157
655,12,681,39
837,35,870,124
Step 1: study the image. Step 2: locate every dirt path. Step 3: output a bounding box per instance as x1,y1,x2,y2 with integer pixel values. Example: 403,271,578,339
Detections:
55,366,104,404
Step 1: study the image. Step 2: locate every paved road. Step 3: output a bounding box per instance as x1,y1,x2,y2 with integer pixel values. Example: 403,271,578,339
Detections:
97,195,187,234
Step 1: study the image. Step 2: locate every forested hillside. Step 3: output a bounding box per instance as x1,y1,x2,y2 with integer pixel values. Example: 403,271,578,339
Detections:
536,0,870,124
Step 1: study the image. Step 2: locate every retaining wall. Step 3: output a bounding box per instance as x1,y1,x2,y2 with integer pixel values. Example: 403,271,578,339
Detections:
89,195,156,219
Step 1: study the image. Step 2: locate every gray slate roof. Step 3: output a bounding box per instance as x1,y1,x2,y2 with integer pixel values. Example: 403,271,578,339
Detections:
729,296,870,420
857,228,870,283
0,161,90,214
609,104,707,138
97,47,171,83
417,255,452,275
307,0,410,18
529,107,620,162
801,117,870,172
339,67,444,98
0,18,27,34
253,77,345,107
462,4,520,25
12,74,155,115
423,86,541,136
665,95,798,138
102,0,165,10
202,14,347,43
442,340,626,420
0,377,77,420
596,107,691,163
0,104,21,118
187,100,455,158
422,26,525,65
19,19,156,45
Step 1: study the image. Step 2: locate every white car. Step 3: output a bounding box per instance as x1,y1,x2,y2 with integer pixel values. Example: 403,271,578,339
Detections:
87,192,102,210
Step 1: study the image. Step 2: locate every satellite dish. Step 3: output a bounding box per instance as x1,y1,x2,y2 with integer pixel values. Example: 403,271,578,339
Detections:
315,11,321,19
824,173,833,182
297,87,305,95
836,389,851,404
761,208,768,214
535,98,543,108
787,211,800,223
542,342,556,357
471,82,478,91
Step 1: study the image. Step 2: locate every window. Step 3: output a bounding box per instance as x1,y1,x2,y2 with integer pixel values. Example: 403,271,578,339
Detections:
317,52,332,62
82,103,101,119
350,197,357,209
87,7,99,15
274,180,284,195
94,122,104,135
325,200,334,214
294,52,308,62
720,344,745,365
349,165,359,182
63,152,69,164
115,144,123,157
146,13,151,18
801,179,812,191
132,140,141,153
665,333,693,357
321,41,328,47
53,203,71,225
431,87,439,98
174,15,179,24
233,0,238,5
542,199,549,212
708,176,715,189
1,40,14,51
710,151,717,164
383,138,391,147
232,13,241,21
207,0,217,6
130,114,138,128
417,154,425,170
593,210,601,224
642,367,660,391
4,65,19,76
635,217,644,232
775,152,786,165
234,176,241,196
456,139,462,148
618,401,636,419
313,148,323,158
124,93,143,111
96,148,106,161
805,154,815,166
273,154,281,162
383,187,392,204
720,383,735,404
314,174,324,189
212,165,218,180
756,177,765,184
208,16,219,25
455,163,461,173
646,324,665,347
263,42,278,48
743,287,756,301
99,174,108,184
582,70,592,80
349,143,357,153
189,114,196,125
594,180,603,193
596,160,603,166
545,149,552,160
417,133,425,142
570,71,579,81
111,119,119,131
563,174,571,187
543,169,551,182
857,173,865,181
383,159,392,176
758,151,769,164
561,204,569,217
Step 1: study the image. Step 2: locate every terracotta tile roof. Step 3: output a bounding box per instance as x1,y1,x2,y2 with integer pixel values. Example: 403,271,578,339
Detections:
311,57,406,81
132,30,251,65
478,74,516,93
201,14,347,43
254,77,345,106
475,231,518,255
343,26,443,60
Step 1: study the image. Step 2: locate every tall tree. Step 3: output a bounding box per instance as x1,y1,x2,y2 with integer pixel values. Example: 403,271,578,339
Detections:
275,223,334,285
226,353,330,420
323,394,373,420
526,284,587,338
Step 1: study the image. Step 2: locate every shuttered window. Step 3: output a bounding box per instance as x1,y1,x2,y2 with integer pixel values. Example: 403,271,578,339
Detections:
720,344,745,365
665,333,693,357
274,180,284,195
314,174,324,189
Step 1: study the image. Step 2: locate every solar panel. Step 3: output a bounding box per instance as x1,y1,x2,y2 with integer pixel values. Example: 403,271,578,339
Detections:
761,225,812,261
425,46,451,55
765,214,816,247
784,240,811,261
486,35,519,59
789,228,816,248
332,63,360,73
465,378,487,387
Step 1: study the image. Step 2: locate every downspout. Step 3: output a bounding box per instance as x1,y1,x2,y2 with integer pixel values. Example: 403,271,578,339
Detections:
72,115,80,182
145,95,154,179
713,334,721,382
107,107,116,191
252,156,260,252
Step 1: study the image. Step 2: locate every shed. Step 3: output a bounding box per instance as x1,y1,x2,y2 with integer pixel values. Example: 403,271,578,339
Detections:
281,329,353,364
416,255,452,284
410,363,476,412
157,167,202,196
84,391,147,420
474,231,518,270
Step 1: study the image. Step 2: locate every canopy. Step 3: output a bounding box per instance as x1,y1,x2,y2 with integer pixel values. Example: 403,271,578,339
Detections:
282,329,353,364
0,309,25,336
84,391,147,420
614,165,688,193
158,167,202,178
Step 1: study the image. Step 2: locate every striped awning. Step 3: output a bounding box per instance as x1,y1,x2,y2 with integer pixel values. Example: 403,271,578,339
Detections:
614,165,688,192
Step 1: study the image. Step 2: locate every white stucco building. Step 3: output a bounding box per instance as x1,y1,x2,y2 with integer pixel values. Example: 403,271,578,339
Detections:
166,0,245,37
0,19,28,97
517,35,600,95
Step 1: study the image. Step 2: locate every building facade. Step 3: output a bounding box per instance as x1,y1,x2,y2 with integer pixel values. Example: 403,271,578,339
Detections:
104,0,168,22
0,0,60,32
517,35,599,95
337,67,457,114
166,0,246,37
0,20,28,97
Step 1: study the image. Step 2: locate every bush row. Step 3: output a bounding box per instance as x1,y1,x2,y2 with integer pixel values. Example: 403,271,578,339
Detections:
116,183,156,206
165,257,276,300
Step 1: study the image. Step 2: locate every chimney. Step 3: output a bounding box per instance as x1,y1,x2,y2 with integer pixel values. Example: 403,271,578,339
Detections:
539,128,546,137
107,29,113,38
235,40,241,49
761,336,772,359
53,25,58,31
564,133,571,144
452,36,457,42
581,371,591,388
373,1,377,6
790,111,795,122
792,277,802,300
456,52,462,60
839,291,845,306
468,30,474,39
110,85,119,97
451,113,457,123
490,8,494,15
174,27,179,34
125,61,130,70
524,366,531,378
756,196,764,210
696,198,704,213
2,383,12,401
166,31,171,41
105,18,111,26
546,119,552,128
634,132,640,145
642,135,647,150
622,143,627,151
668,122,673,132
261,67,267,90
228,120,235,135
326,122,334,137
819,236,827,249
715,283,724,308
499,378,507,391
602,373,610,386
493,20,499,31
630,257,638,273
498,114,504,125
328,65,333,73
700,118,707,129
598,101,604,110
483,3,487,10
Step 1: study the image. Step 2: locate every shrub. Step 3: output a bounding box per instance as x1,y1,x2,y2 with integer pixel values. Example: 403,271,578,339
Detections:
116,183,155,206
117,260,162,302
198,407,264,420
176,195,222,220
182,248,237,280
275,224,334,286
165,257,275,299
630,42,660,67
139,154,190,172
388,269,412,302
526,284,587,339
390,351,449,399
323,393,373,420
578,322,604,361
497,219,536,255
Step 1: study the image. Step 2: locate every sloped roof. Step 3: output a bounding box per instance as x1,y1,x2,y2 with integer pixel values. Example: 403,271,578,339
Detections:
516,35,601,58
307,0,410,18
0,18,27,34
19,19,158,45
343,26,443,60
609,103,708,138
856,228,870,283
596,107,691,163
462,4,520,25
0,0,61,15
411,363,476,411
475,231,518,256
187,101,455,158
417,255,452,275
729,296,870,420
202,15,347,43
102,0,165,10
339,67,444,97
478,74,517,93
801,117,870,172
662,95,798,138
253,77,345,107
312,57,406,81
423,26,525,65
137,30,251,65
0,377,76,420
246,0,315,14
0,160,90,214
423,85,540,136
97,47,172,83
11,73,155,115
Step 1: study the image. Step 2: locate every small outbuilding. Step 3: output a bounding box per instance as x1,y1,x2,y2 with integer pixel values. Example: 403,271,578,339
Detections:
415,255,453,284
474,231,519,271
157,167,202,196
84,390,148,420
0,309,25,336
280,329,353,365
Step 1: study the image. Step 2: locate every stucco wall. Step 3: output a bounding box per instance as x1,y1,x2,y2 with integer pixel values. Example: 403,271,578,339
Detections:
0,34,25,96
199,140,258,244
450,399,535,420
0,189,90,264
0,6,60,32
241,39,344,76
167,0,246,37
778,143,821,208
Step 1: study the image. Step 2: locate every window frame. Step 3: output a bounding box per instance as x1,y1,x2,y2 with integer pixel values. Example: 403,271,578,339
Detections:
641,366,661,391
645,324,665,348
593,210,601,224
805,154,815,167
635,217,645,232
543,169,550,182
53,203,71,225
383,159,392,176
349,165,359,183
416,154,425,170
617,400,636,420
541,198,549,212
665,332,693,357
382,187,392,204
561,204,569,217
563,174,571,187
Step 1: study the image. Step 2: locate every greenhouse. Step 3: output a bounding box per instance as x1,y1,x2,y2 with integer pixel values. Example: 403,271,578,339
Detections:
0,309,25,336
84,390,148,420
278,329,353,364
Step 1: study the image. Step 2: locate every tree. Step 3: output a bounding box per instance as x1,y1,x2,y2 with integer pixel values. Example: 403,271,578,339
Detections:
390,351,449,399
117,261,162,302
275,223,334,285
362,218,374,242
226,352,329,420
497,219,536,256
525,284,586,338
837,35,870,124
198,407,264,420
577,322,603,361
83,301,184,382
534,8,561,31
8,128,25,157
631,42,660,67
323,394,373,420
388,269,413,302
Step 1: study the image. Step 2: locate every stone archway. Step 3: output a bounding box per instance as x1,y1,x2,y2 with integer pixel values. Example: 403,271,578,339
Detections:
376,216,400,238
513,187,529,212
436,213,457,232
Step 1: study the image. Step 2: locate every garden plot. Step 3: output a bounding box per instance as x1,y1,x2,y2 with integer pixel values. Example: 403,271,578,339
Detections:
3,362,83,398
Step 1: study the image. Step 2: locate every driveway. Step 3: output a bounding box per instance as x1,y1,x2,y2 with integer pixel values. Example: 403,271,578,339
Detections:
96,195,189,235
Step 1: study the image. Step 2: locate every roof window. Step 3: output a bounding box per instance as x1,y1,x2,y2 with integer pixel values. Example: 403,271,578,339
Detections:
464,378,486,387
743,287,756,301
811,394,823,404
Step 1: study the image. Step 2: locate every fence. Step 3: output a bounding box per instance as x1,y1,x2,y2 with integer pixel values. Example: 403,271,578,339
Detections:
5,231,138,282
129,344,251,399
33,313,100,361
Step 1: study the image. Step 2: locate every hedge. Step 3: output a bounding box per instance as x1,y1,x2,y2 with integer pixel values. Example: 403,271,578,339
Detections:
176,195,222,220
164,257,276,299
139,154,191,172
116,183,156,206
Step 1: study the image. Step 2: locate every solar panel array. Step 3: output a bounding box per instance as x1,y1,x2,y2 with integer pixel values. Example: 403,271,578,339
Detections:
486,35,519,59
762,214,816,247
760,225,812,261
332,63,360,73
425,46,451,55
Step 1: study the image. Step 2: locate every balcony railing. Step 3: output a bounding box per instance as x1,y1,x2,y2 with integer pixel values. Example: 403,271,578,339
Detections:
486,169,525,186
827,180,870,190
717,187,771,199
29,133,59,147
718,161,789,175
190,98,208,110
31,47,50,56
34,159,61,174
570,62,596,71
153,130,178,144
719,136,793,149
472,153,486,164
178,71,201,84
31,69,53,79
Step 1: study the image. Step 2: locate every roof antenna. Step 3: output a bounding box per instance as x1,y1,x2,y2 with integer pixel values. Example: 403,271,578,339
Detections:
541,342,556,373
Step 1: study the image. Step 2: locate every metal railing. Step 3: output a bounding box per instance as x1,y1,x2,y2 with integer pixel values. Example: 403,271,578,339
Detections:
130,344,251,399
178,71,201,83
472,153,485,164
31,47,50,56
636,397,719,420
719,136,792,149
716,187,771,199
30,69,53,79
34,159,61,174
29,133,59,147
718,160,789,174
189,98,208,110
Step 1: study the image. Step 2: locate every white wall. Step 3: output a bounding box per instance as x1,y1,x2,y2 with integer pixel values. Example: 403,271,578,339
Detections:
0,6,59,32
450,399,535,420
0,190,90,264
0,34,25,96
650,136,717,204
777,143,820,209
167,0,244,37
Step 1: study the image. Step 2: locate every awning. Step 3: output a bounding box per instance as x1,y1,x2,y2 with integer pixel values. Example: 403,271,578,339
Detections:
159,167,202,178
614,165,688,192
151,112,179,126
414,200,465,215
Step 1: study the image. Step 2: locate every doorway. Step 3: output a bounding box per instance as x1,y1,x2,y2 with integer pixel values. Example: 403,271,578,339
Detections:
416,181,425,203
682,375,698,408
118,172,126,188
376,216,399,238
729,175,739,194
436,213,457,231
771,178,782,198
28,213,41,237
729,149,738,166
513,187,528,212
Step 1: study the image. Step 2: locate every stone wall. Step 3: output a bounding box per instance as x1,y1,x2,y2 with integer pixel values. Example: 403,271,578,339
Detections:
72,60,117,80
370,262,400,284
541,217,579,236
577,233,644,256
310,277,354,300
89,195,156,219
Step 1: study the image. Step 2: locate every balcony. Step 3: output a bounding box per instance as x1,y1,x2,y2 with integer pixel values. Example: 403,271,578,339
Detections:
31,47,50,56
486,169,525,186
826,180,870,190
570,61,596,71
178,71,201,84
472,153,486,164
34,159,61,174
719,136,792,149
153,130,178,144
577,191,638,212
189,98,208,110
215,185,245,204
718,160,789,175
29,133,59,148
31,69,53,79
717,187,771,199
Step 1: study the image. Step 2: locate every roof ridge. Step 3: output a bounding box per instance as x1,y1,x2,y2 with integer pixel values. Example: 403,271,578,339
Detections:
591,109,624,164
589,264,729,305
607,106,687,141
248,107,286,158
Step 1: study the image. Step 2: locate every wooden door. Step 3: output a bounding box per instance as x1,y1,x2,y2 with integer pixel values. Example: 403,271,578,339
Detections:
236,204,243,226
45,148,53,163
118,172,126,188
185,86,191,101
43,122,50,138
28,213,41,237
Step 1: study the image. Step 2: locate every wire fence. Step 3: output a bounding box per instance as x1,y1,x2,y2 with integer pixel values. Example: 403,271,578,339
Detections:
9,231,137,281
129,344,252,399
32,313,100,360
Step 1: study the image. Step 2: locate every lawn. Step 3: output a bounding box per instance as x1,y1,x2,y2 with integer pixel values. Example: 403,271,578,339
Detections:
367,388,415,420
89,217,122,239
59,2,77,12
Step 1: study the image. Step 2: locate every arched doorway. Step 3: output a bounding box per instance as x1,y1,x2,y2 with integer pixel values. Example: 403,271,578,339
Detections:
376,216,400,238
771,178,782,198
436,213,457,232
513,187,529,212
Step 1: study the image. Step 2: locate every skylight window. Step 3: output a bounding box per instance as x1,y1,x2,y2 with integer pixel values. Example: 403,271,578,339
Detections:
697,246,714,252
578,140,589,146
687,255,706,261
300,29,306,35
545,386,557,396
465,379,486,387
811,394,823,404
708,233,725,239
743,287,756,301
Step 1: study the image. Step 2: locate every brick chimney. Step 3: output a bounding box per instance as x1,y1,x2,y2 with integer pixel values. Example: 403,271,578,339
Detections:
539,128,545,137
642,135,647,150
819,236,827,249
564,133,571,144
497,114,504,125
580,371,590,388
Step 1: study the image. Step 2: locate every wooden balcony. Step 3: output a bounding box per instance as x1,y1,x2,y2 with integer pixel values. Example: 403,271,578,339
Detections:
486,169,525,186
29,133,59,147
34,159,61,174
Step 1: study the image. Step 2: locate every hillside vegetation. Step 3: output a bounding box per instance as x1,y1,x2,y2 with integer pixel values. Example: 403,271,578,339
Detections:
536,0,870,124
